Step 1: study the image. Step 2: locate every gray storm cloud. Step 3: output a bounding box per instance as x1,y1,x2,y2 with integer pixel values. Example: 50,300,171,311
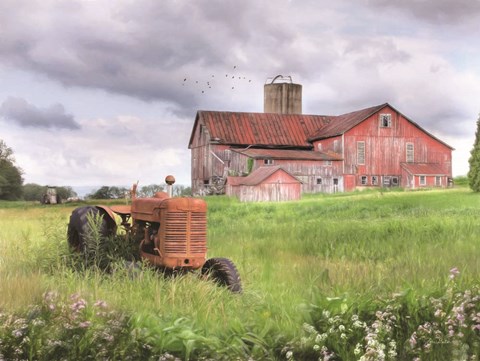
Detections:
0,97,80,129
0,0,478,135
0,0,295,116
365,0,480,24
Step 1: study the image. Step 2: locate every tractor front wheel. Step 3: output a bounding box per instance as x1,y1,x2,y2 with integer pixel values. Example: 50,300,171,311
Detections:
201,258,242,293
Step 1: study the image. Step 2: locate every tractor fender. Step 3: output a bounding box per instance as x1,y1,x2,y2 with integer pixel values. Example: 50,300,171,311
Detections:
95,205,118,229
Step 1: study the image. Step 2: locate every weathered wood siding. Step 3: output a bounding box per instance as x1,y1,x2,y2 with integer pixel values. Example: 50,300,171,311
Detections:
229,172,301,202
190,120,232,194
228,151,344,193
313,136,343,154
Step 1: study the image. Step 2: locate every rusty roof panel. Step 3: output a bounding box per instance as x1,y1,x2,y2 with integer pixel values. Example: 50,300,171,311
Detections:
401,163,448,175
199,111,331,147
233,148,342,161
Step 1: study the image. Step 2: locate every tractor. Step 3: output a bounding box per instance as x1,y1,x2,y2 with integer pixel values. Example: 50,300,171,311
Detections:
42,186,61,204
67,176,242,292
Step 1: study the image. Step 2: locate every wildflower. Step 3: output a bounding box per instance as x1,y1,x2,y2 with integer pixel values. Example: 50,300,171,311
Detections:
79,321,91,328
286,350,293,360
70,299,87,313
449,267,460,280
388,348,397,358
12,329,23,338
409,332,417,348
315,333,327,343
94,300,108,308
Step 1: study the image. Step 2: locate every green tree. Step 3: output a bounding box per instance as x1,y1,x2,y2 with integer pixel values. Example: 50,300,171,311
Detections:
138,184,164,197
56,186,77,200
87,186,128,199
468,114,480,191
23,183,45,201
173,185,192,196
0,140,23,200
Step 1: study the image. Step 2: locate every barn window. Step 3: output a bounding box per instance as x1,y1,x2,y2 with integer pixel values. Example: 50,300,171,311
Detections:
392,176,399,186
435,176,442,186
360,175,368,185
371,176,378,185
383,176,391,186
316,177,322,185
264,159,273,165
419,175,426,186
406,143,414,163
379,114,392,128
357,141,365,165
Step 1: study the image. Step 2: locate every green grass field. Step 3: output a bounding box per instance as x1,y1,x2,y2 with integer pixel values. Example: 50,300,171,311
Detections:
1,187,479,360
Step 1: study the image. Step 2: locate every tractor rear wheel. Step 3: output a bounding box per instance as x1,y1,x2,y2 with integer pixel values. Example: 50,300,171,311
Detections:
201,258,242,293
67,206,116,253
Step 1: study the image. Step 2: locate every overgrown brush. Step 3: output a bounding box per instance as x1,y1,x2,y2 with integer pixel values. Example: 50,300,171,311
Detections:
283,269,480,360
1,269,478,360
1,188,480,360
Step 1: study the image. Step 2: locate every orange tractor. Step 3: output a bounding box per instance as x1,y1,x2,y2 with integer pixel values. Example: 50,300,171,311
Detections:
67,176,241,292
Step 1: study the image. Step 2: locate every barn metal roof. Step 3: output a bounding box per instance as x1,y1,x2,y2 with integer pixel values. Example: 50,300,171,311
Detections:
228,166,301,186
189,103,454,150
232,148,343,161
190,111,330,148
401,163,448,175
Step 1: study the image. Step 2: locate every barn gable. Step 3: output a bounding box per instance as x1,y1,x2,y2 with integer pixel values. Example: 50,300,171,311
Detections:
226,166,302,202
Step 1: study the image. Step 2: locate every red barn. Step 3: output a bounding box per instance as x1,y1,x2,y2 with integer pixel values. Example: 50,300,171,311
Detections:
188,78,453,196
226,166,302,202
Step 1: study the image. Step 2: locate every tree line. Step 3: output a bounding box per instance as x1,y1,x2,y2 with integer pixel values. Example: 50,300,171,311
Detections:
0,139,191,201
86,184,191,199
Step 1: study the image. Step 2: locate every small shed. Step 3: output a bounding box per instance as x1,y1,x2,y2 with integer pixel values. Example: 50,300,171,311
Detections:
226,166,302,202
401,163,451,189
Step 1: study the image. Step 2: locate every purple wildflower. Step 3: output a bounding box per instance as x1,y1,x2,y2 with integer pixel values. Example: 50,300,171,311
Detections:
449,267,460,280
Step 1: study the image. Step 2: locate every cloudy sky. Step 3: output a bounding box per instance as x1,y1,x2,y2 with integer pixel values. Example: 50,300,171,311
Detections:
1,0,479,194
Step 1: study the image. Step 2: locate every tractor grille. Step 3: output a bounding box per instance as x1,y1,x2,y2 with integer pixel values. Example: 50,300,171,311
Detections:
164,211,207,255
